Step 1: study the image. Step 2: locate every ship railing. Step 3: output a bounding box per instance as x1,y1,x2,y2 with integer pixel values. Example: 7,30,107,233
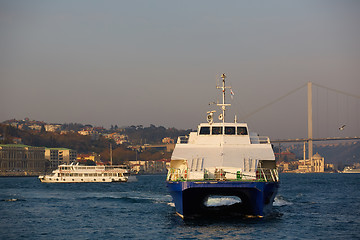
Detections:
177,136,189,144
249,136,270,144
167,168,188,181
258,137,271,144
167,167,279,182
256,168,279,182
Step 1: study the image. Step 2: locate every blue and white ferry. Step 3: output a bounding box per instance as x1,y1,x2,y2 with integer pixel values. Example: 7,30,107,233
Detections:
166,74,279,219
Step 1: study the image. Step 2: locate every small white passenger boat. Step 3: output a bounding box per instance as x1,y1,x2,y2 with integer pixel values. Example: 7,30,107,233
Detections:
39,163,129,183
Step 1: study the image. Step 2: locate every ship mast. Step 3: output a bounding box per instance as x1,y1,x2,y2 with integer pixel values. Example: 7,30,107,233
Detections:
110,143,113,166
216,73,231,124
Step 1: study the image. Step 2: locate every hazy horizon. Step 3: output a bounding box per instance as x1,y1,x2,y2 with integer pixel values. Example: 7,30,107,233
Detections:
1,0,360,139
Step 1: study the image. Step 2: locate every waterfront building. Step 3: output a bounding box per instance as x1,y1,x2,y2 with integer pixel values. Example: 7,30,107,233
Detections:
312,153,325,172
45,148,77,168
77,153,100,164
298,152,325,173
0,144,47,176
128,159,169,174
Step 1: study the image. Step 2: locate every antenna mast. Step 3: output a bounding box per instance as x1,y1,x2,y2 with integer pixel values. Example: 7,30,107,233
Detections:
216,73,231,124
110,143,113,166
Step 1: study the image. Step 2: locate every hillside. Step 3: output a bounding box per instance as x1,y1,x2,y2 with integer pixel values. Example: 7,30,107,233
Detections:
0,123,191,164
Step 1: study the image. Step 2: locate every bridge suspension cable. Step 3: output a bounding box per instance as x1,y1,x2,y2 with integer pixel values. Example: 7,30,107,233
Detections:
241,82,360,121
241,83,307,120
312,82,360,99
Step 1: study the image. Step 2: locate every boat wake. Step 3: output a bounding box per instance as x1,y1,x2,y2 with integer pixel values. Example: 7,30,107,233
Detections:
126,176,138,182
77,192,172,205
167,202,175,207
273,195,292,207
204,196,242,207
2,198,24,202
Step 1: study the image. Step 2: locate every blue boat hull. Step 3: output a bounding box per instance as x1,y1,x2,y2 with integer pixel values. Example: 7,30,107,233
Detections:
166,181,279,218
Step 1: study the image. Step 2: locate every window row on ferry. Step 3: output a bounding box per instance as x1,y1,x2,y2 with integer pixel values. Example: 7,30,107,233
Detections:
60,166,97,170
57,173,120,177
199,126,248,135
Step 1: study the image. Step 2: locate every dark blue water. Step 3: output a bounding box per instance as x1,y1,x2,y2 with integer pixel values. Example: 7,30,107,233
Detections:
0,174,359,239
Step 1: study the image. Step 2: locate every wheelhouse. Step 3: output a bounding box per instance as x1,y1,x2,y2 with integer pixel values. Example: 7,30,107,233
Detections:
198,123,248,136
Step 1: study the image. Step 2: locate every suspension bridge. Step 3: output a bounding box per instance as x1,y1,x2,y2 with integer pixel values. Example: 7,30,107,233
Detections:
241,81,360,162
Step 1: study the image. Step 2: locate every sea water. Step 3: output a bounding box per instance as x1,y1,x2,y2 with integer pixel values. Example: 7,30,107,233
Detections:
0,173,359,239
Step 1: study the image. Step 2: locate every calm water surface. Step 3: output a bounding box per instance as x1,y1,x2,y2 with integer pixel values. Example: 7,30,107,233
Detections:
0,174,359,239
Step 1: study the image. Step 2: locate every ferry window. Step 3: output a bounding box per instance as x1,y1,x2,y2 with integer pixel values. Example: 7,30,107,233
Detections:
237,127,248,135
225,127,235,135
212,127,223,135
199,127,210,135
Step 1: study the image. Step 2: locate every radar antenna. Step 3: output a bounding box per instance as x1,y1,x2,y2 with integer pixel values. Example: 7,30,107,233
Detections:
216,73,231,124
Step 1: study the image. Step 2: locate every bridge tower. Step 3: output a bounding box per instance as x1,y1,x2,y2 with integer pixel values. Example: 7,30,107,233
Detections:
308,82,313,163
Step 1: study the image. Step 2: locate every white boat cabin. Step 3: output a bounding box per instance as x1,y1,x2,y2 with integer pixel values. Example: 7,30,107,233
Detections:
171,122,276,181
167,74,278,182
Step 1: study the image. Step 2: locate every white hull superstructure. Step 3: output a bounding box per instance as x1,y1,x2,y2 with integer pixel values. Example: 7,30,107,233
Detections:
166,73,279,218
39,164,129,183
168,122,277,182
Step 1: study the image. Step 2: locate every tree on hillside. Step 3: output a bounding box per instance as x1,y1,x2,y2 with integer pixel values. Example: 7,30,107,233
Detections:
124,124,191,144
100,146,135,164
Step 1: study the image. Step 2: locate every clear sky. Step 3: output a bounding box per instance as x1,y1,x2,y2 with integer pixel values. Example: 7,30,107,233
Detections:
1,0,359,139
